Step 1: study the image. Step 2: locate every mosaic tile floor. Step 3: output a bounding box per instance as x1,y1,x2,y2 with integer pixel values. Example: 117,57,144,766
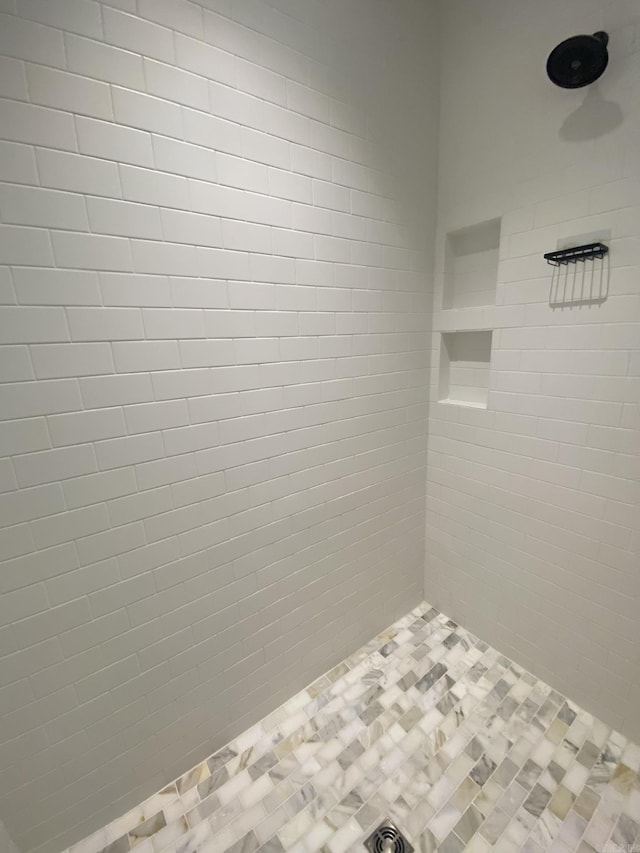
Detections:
64,602,640,853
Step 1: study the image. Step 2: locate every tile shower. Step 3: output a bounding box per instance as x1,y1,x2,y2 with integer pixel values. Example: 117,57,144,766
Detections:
0,0,638,852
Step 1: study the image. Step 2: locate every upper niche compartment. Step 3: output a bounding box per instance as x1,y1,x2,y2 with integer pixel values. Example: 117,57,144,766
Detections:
443,217,501,309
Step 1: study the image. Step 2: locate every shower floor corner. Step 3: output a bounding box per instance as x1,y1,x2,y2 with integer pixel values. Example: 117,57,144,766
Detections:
62,602,640,853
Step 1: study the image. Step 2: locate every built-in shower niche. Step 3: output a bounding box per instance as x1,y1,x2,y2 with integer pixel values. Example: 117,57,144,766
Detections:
439,330,492,409
443,218,501,309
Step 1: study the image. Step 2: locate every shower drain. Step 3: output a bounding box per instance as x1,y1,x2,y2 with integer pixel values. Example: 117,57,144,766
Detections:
364,818,414,853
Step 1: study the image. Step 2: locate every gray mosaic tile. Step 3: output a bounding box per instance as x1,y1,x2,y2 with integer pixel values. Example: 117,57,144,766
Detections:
227,831,259,853
207,746,236,774
248,752,278,782
493,757,519,787
454,803,483,842
256,839,284,853
439,831,465,852
516,758,543,789
612,813,640,847
197,767,229,799
481,807,511,843
470,755,496,786
61,601,640,853
523,783,553,818
128,811,165,842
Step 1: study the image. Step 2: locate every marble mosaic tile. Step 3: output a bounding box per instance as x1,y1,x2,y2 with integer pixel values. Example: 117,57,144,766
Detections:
62,601,640,853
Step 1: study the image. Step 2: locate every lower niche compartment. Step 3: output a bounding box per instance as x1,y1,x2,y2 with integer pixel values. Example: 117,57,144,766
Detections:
439,329,492,409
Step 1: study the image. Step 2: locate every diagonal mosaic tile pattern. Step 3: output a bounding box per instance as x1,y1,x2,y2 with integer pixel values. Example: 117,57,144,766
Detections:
63,602,640,853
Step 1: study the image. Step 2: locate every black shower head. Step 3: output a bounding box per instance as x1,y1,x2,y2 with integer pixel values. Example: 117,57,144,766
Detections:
547,31,609,89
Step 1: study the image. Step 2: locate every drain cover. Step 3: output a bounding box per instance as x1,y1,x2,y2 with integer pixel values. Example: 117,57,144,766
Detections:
364,818,414,853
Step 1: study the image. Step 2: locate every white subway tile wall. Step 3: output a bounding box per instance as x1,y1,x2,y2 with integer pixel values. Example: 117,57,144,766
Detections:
428,0,640,755
0,1,438,851
0,819,20,853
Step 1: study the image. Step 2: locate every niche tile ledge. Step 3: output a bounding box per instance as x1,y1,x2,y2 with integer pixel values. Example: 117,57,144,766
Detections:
438,398,488,409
